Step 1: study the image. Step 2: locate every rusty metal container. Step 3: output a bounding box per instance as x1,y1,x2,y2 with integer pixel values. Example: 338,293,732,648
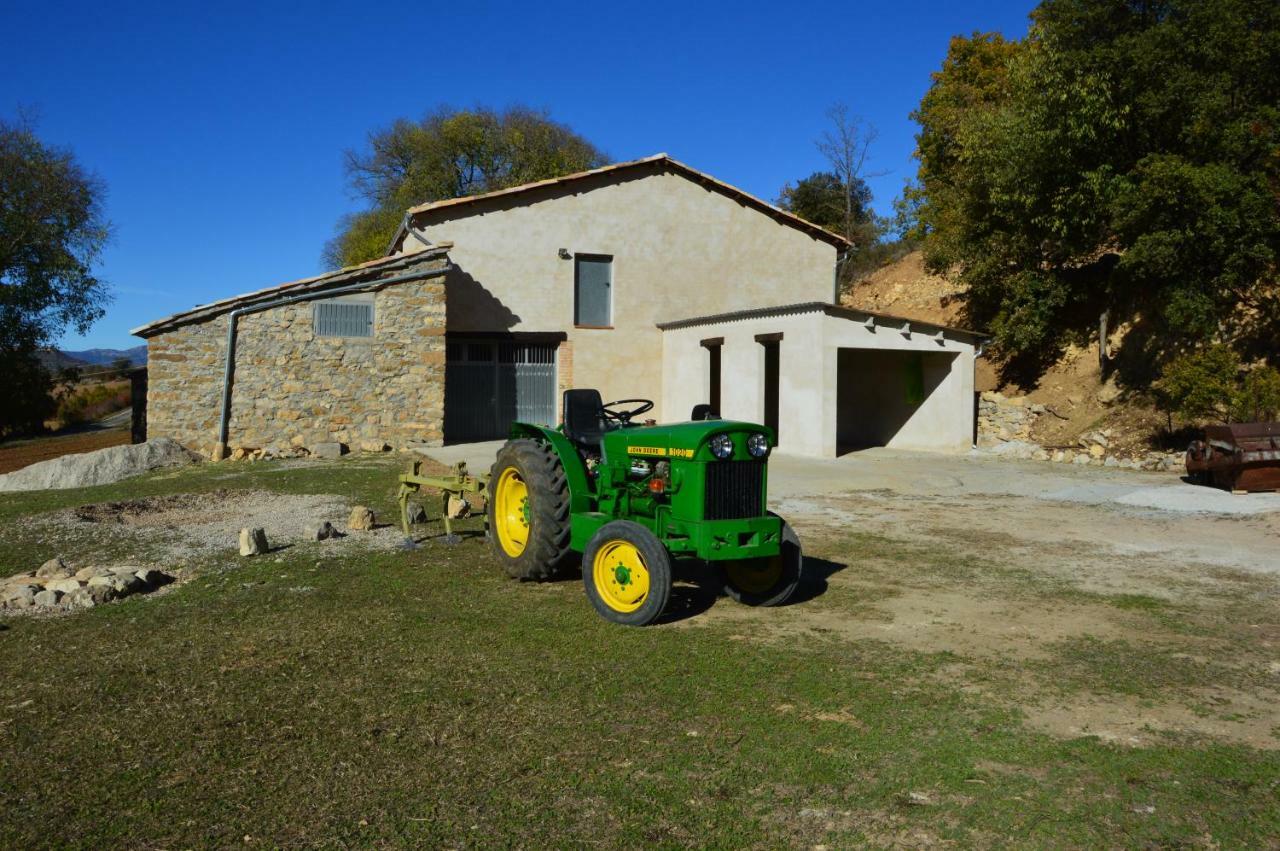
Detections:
1185,422,1280,492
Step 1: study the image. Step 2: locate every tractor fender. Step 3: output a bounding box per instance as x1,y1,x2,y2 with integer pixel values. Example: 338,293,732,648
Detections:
507,423,594,513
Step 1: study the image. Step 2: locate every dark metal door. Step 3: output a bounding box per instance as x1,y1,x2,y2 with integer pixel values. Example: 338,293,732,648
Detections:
444,340,557,442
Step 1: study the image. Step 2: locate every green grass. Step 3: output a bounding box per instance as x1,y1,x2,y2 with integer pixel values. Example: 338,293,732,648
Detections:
2,457,1279,847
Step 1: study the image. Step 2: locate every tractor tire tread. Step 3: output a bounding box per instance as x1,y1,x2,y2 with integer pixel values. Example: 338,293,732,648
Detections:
488,438,573,581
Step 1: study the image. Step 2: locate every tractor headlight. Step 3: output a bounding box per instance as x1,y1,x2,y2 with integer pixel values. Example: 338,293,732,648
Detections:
747,433,770,458
709,433,734,459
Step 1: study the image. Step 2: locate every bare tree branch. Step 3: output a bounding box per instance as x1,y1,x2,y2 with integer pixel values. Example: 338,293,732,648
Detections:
815,103,886,244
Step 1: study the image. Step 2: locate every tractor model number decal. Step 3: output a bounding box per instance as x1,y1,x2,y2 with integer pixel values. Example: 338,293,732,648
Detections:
628,446,694,458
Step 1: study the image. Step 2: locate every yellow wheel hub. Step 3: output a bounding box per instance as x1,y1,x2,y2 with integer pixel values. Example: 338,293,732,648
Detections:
494,467,531,557
725,555,784,595
592,541,651,613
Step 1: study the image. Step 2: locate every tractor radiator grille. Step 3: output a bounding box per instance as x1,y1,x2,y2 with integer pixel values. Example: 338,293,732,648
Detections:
704,461,765,520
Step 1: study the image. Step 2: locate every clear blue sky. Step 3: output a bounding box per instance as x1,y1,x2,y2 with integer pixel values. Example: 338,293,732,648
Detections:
3,0,1036,350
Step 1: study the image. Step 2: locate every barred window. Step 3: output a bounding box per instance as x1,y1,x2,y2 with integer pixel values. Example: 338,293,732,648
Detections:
314,300,374,338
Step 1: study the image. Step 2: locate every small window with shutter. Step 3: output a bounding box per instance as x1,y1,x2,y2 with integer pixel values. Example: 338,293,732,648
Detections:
574,255,612,327
313,297,374,338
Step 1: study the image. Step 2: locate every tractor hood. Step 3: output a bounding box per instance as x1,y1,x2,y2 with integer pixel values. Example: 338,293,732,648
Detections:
603,420,773,463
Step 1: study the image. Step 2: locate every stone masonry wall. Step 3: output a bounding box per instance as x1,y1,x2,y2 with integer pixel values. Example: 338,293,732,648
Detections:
977,391,1044,446
146,275,446,458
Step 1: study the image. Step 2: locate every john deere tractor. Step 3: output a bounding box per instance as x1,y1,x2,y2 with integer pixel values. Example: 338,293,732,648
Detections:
487,389,803,626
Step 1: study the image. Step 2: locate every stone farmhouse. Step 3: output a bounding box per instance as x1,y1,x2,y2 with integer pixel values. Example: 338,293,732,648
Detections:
133,155,982,459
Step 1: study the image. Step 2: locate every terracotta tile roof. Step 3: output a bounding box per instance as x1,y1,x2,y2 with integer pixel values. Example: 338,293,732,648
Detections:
388,154,851,252
131,244,452,338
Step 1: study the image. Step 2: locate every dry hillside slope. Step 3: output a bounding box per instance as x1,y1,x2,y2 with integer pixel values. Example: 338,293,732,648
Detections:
844,252,1170,454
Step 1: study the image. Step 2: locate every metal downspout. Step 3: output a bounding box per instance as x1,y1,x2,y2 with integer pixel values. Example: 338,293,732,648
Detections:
213,263,454,460
833,249,850,303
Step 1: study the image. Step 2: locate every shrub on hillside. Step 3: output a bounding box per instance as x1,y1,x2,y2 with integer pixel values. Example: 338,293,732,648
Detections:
1156,345,1280,425
1232,367,1280,423
55,381,130,426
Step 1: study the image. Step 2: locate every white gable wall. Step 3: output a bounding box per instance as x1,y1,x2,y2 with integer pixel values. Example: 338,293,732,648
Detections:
398,170,838,420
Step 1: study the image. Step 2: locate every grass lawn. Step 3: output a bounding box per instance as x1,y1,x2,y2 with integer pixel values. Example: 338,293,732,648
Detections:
1,455,1277,847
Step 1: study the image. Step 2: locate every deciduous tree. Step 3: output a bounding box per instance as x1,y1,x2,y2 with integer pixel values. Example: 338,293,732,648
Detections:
0,116,110,435
912,1,1280,385
326,107,607,267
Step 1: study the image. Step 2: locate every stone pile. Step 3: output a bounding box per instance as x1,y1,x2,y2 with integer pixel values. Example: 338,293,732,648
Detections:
976,391,1183,471
228,445,311,462
977,392,1045,446
983,439,1183,471
225,440,391,462
1,558,172,613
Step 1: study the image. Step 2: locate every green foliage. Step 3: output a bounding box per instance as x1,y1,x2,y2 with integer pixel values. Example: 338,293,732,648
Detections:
0,115,110,436
1156,345,1280,423
55,379,130,426
777,170,873,239
778,170,895,288
1232,366,1280,423
912,1,1280,383
326,106,607,268
1156,345,1242,422
0,350,57,436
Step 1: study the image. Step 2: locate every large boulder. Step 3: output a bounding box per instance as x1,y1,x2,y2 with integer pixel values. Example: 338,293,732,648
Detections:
238,528,270,557
44,578,84,595
310,442,347,460
3,585,38,609
0,438,199,492
347,506,376,531
35,558,71,580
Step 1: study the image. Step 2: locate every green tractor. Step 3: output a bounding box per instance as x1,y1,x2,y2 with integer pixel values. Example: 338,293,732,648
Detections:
487,389,803,626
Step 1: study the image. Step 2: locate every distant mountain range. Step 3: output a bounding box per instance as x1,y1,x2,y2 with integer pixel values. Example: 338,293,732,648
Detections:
35,345,147,373
64,345,148,366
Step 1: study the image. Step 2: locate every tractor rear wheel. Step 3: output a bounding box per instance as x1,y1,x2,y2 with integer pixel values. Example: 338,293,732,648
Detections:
722,517,803,607
582,521,672,626
488,439,571,580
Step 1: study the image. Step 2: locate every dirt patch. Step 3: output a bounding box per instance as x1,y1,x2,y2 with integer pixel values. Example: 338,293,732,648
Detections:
685,485,1280,750
72,492,221,525
1024,689,1280,750
32,489,411,560
0,428,130,475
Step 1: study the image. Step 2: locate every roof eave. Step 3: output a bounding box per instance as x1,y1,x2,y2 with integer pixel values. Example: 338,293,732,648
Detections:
655,300,987,340
132,244,452,338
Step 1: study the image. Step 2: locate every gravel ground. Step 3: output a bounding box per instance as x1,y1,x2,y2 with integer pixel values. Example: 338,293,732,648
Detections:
29,489,414,560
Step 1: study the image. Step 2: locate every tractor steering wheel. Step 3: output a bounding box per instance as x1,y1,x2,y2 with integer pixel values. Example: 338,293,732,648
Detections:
602,398,654,425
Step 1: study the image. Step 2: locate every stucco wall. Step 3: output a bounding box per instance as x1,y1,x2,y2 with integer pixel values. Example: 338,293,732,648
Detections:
146,275,447,458
661,309,977,457
399,169,838,419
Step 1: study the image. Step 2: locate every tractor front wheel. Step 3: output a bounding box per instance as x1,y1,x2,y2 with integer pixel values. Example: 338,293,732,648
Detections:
582,521,672,626
488,439,571,580
722,518,803,607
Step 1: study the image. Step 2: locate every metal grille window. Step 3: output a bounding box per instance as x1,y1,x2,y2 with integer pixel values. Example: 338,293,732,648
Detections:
444,339,558,441
314,300,374,338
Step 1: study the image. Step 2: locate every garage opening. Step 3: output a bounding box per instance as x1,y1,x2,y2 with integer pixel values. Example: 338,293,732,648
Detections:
835,348,957,453
444,338,557,443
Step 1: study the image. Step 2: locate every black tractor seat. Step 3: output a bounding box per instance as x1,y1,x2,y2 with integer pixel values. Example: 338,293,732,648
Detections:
562,388,607,449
